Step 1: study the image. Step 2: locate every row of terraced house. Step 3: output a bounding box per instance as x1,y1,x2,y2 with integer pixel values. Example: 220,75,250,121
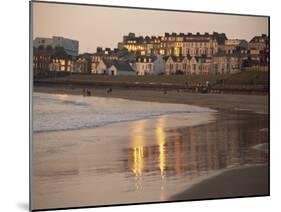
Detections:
33,33,269,77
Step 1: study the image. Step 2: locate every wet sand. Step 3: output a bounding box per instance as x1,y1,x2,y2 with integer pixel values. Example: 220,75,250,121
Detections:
171,164,268,201
32,104,269,210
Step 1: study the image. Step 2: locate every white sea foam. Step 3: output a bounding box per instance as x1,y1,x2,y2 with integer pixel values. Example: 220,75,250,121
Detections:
33,92,216,132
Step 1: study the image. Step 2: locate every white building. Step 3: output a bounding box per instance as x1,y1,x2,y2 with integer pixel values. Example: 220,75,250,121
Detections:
95,59,136,75
108,62,136,76
33,36,79,57
165,56,198,75
95,60,108,74
165,56,213,75
135,55,165,75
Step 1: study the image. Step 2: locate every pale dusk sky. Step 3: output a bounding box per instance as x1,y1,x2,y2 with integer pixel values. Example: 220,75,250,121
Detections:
32,2,269,54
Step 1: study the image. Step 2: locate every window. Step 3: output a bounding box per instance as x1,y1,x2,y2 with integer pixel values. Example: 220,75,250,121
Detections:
214,64,218,72
60,59,65,65
196,48,199,56
192,64,196,70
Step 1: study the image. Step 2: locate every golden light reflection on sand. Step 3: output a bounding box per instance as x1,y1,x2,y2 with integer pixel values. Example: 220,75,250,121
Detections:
131,120,145,191
130,117,169,193
133,146,144,176
156,117,167,200
130,117,168,178
156,117,166,178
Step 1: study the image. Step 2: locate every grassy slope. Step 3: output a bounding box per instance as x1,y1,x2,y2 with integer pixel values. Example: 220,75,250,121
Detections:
56,71,268,86
223,71,268,85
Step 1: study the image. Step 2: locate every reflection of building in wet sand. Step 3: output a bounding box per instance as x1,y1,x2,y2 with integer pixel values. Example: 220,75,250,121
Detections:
132,145,144,176
128,118,168,178
156,117,166,178
130,121,145,172
126,112,268,187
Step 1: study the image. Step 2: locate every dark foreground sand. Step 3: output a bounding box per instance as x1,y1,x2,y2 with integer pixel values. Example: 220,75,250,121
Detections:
171,164,269,201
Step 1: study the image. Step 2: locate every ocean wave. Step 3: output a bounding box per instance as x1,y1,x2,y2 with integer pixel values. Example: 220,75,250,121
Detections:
33,93,216,132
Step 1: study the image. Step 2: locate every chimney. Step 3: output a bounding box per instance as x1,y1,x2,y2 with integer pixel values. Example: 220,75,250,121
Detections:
96,47,102,53
128,32,135,38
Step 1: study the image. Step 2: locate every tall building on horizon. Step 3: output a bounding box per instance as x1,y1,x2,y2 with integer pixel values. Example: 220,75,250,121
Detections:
33,36,79,57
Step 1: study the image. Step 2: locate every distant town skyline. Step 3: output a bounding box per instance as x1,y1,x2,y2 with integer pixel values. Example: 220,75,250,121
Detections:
33,2,269,54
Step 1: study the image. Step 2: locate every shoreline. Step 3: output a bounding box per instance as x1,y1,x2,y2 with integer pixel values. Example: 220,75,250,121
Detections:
33,85,268,114
32,91,216,133
33,111,216,134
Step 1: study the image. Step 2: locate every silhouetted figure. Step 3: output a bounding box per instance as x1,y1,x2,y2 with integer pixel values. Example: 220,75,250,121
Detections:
107,88,112,94
82,88,90,96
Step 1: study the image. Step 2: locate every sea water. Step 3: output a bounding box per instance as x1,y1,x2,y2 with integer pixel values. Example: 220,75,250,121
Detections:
33,92,216,132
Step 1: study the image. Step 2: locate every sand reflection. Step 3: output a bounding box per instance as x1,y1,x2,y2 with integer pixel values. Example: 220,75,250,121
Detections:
131,120,146,176
156,117,166,178
32,110,268,209
130,117,171,178
127,112,268,193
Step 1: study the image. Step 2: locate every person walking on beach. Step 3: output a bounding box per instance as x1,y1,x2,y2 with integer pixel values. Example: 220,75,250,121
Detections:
107,87,112,94
86,89,91,96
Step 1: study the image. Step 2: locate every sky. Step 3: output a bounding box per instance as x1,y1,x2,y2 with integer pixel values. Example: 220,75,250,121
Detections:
32,2,269,54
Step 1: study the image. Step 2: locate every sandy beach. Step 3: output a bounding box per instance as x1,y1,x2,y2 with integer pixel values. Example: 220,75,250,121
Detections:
171,164,268,201
32,86,269,210
34,86,268,114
